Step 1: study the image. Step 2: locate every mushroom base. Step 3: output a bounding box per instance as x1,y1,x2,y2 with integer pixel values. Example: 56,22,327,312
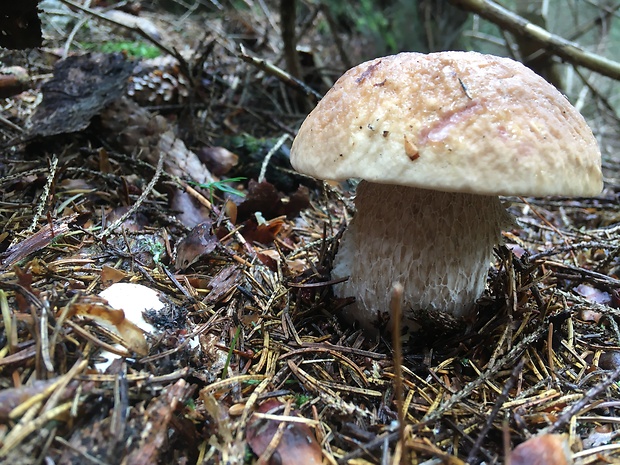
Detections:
332,181,507,330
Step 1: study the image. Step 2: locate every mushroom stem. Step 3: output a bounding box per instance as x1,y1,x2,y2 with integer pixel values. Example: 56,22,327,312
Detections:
332,181,508,329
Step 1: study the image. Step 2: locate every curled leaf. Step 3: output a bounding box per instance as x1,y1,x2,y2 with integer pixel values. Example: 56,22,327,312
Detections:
246,399,322,465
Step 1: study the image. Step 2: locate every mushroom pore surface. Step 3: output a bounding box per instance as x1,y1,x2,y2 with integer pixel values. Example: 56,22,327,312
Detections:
332,181,507,329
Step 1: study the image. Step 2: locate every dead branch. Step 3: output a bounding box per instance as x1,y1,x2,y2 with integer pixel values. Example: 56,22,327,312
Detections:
238,44,322,101
449,0,620,80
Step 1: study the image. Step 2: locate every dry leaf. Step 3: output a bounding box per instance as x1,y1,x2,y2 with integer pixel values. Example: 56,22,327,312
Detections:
583,425,620,448
101,265,128,286
175,221,219,270
510,434,572,465
70,283,163,356
574,284,611,305
598,351,620,370
235,181,310,223
72,298,149,356
224,199,238,225
243,217,285,245
123,380,194,465
236,180,282,222
171,190,211,229
197,146,239,177
205,266,240,304
246,399,322,465
104,207,148,232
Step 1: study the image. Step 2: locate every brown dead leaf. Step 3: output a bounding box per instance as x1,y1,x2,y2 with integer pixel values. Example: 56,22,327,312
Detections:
3,173,43,193
242,217,285,245
184,275,211,289
98,147,113,174
583,425,619,448
58,178,96,192
104,207,148,232
70,296,149,355
197,146,239,177
510,434,572,465
285,258,306,275
598,351,620,370
224,199,238,225
171,190,211,229
235,181,310,225
284,185,310,218
236,180,282,222
13,266,38,312
205,266,240,304
101,265,127,287
246,399,322,465
101,97,215,185
256,249,280,271
175,221,218,270
123,379,195,465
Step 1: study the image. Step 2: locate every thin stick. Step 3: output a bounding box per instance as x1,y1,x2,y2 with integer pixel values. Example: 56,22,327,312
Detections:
27,155,58,233
238,44,322,100
98,148,164,239
258,134,290,183
390,282,405,463
547,321,555,376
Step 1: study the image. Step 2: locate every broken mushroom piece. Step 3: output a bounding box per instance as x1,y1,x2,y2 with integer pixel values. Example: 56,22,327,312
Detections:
290,51,602,330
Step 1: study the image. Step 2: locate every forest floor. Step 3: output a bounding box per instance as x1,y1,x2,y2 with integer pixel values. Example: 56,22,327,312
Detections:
1,2,620,464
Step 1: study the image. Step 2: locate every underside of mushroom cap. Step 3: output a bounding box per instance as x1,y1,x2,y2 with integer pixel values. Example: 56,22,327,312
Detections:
291,51,602,197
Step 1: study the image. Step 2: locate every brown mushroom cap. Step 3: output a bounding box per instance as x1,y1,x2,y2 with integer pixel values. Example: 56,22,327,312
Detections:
291,51,602,196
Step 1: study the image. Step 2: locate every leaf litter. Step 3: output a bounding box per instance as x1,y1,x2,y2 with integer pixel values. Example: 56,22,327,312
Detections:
0,2,620,465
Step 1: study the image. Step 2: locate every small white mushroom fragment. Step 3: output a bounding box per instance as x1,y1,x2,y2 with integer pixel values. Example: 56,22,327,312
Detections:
290,51,602,330
94,282,161,370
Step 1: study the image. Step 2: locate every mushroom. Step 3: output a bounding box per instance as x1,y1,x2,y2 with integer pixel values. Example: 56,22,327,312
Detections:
290,51,602,330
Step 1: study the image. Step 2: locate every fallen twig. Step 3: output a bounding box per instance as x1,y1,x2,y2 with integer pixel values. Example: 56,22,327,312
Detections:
449,0,620,80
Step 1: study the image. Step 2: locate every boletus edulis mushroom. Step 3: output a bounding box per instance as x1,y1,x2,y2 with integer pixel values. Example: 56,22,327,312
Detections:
290,51,603,330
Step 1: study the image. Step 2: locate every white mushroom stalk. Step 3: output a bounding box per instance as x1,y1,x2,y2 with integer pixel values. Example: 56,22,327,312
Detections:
332,181,507,328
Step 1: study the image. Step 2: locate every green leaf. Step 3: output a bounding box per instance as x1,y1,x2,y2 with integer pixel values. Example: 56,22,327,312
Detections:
191,177,247,201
